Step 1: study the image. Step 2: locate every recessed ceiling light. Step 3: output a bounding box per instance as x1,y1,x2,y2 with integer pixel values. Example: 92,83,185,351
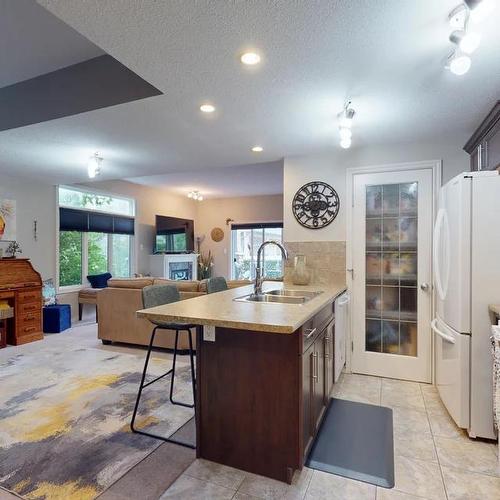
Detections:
200,104,215,113
251,146,263,152
241,52,261,65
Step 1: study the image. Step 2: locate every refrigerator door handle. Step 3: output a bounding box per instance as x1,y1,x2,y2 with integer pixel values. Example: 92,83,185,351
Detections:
433,208,449,301
431,318,456,344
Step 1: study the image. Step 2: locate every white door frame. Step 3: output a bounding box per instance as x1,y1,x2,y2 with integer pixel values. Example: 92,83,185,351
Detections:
345,160,442,382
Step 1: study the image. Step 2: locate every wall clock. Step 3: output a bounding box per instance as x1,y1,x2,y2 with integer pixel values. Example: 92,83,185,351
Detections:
292,181,340,229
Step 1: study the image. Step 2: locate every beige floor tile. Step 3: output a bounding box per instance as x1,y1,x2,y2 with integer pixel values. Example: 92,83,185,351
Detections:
421,389,448,416
159,474,235,499
441,465,500,500
237,467,312,500
184,458,246,490
392,406,431,436
381,380,425,411
376,488,431,500
393,455,446,500
233,493,266,500
427,410,467,439
434,435,499,477
337,374,382,405
304,470,376,500
0,488,20,500
394,432,438,462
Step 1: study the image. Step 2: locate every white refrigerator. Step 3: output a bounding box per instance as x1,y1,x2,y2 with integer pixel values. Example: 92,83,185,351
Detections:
432,170,500,439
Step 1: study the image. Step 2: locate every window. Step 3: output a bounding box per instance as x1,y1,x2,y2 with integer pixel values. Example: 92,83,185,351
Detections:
231,223,284,280
58,186,135,289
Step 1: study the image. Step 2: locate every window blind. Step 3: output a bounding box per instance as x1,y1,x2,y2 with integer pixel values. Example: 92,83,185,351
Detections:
231,222,283,231
59,207,134,235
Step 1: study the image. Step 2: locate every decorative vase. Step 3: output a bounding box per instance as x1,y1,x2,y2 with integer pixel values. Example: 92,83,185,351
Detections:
292,255,311,285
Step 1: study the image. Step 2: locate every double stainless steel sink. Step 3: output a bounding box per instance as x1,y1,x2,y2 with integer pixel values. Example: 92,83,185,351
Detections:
234,289,323,304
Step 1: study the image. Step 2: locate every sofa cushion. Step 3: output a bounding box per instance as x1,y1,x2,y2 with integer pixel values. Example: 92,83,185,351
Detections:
78,287,102,303
107,278,154,289
153,279,200,292
87,272,112,289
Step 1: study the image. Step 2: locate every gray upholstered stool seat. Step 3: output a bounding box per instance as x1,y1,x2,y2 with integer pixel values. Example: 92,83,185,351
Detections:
206,276,228,294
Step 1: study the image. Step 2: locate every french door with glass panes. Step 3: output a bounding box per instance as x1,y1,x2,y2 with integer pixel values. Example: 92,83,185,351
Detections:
351,169,433,382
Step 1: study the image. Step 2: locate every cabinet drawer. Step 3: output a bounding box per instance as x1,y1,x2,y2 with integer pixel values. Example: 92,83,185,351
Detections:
301,302,335,352
18,301,40,314
17,290,41,304
17,312,41,329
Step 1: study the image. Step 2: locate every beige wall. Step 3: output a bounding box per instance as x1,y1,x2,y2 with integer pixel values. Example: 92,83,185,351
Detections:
196,194,284,278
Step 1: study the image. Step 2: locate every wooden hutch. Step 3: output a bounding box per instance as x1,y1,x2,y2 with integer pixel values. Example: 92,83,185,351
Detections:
0,258,43,345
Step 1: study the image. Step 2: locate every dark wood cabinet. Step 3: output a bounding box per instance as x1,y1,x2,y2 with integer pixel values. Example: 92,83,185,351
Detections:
196,295,344,484
324,320,335,402
464,101,500,172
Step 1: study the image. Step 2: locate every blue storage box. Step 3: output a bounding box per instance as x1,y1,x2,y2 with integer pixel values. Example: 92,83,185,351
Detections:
43,304,71,333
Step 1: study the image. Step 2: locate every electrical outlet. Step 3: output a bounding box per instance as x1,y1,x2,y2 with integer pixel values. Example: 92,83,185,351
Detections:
203,325,216,342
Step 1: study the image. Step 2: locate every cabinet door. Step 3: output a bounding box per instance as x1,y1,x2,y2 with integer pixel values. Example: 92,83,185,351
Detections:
486,126,500,170
302,347,314,457
324,320,334,401
312,332,325,432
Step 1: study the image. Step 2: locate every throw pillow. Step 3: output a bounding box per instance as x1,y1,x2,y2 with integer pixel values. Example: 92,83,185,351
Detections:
87,272,112,289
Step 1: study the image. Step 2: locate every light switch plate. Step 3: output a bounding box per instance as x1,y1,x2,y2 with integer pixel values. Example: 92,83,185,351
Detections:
203,325,216,342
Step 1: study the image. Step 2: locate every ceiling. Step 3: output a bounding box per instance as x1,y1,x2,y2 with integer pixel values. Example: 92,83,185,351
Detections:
126,160,284,199
1,0,499,190
0,0,103,88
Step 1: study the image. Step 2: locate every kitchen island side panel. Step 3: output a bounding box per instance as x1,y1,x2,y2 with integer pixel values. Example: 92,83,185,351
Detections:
196,326,302,483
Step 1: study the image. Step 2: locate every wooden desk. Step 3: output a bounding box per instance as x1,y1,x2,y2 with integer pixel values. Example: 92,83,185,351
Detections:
0,258,43,345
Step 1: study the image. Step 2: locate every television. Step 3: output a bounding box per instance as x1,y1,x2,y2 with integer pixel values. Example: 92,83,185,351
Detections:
154,215,195,253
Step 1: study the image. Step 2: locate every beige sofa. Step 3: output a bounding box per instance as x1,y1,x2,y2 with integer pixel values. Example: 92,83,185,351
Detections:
97,277,251,349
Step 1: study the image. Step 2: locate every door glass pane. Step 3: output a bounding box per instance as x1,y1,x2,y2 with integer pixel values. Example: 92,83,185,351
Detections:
88,232,108,275
365,182,418,356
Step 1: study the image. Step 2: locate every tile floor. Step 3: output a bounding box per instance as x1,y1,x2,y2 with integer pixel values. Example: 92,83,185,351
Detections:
159,373,500,500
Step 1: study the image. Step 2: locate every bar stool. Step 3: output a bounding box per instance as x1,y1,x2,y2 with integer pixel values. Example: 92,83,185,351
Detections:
131,284,196,449
206,277,228,293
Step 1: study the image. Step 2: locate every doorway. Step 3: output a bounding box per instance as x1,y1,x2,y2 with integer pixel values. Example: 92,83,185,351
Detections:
347,162,439,383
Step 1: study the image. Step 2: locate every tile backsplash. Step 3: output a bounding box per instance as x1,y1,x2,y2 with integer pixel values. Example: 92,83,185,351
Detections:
284,241,346,285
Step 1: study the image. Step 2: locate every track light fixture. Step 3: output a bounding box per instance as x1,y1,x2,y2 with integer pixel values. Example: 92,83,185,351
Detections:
188,190,203,201
337,101,355,149
446,0,493,75
87,153,102,178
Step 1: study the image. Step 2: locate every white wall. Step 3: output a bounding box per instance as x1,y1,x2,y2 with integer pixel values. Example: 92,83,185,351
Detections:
0,173,56,280
284,139,469,242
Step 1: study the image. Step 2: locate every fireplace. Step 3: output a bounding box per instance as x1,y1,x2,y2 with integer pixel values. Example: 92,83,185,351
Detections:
150,253,199,280
169,262,193,280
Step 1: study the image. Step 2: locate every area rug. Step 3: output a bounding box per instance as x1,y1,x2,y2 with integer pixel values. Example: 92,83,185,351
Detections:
0,344,194,499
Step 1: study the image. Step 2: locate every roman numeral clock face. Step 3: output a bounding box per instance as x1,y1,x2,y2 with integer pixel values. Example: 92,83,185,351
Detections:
292,181,340,229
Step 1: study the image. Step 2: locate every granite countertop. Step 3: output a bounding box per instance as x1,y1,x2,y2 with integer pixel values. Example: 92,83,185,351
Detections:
137,280,347,334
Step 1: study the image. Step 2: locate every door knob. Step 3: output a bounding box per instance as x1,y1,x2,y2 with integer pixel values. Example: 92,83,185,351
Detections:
420,283,430,291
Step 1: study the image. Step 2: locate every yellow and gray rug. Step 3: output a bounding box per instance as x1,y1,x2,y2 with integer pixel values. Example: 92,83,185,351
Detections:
0,344,193,499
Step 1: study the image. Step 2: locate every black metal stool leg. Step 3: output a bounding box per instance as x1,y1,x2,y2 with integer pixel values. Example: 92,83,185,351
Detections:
188,328,196,403
131,326,158,433
170,329,195,408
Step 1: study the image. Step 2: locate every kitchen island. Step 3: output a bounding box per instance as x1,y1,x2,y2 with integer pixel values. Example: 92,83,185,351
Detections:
137,279,346,483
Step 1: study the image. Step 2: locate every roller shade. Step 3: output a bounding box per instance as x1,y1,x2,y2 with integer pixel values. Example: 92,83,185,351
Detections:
59,207,134,235
231,222,283,230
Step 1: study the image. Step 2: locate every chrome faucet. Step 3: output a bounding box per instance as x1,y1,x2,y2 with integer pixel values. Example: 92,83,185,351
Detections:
253,241,288,296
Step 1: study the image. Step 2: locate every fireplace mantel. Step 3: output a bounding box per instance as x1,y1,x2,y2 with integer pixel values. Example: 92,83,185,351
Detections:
150,254,199,281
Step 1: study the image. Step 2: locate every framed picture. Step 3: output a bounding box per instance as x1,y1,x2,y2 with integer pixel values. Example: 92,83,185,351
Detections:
0,199,16,242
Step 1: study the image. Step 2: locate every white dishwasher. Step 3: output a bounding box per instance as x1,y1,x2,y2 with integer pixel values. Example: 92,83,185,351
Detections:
334,292,350,382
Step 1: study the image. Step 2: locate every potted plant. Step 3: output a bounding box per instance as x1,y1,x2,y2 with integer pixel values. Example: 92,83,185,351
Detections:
198,250,214,280
5,241,22,258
